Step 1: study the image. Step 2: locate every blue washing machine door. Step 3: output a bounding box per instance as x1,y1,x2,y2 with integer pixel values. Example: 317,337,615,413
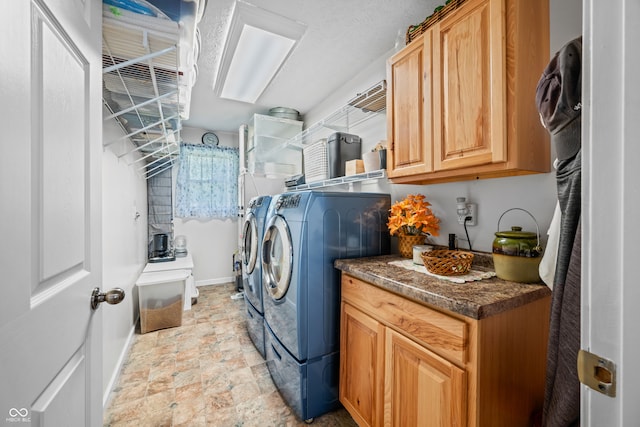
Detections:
262,214,293,300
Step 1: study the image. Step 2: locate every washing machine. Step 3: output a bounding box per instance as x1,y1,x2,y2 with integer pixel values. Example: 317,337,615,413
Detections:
241,195,271,358
261,190,390,421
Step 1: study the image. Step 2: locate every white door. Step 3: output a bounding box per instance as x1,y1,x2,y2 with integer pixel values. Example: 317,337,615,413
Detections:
0,0,104,425
583,0,640,423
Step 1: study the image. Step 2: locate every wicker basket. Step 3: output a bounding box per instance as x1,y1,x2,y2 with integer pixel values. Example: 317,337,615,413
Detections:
421,249,474,276
397,234,426,258
405,0,467,45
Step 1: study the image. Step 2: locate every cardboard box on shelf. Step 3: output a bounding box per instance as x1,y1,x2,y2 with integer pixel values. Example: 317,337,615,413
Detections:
345,159,364,176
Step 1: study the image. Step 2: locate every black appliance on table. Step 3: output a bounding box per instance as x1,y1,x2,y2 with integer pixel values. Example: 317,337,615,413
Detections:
149,233,175,262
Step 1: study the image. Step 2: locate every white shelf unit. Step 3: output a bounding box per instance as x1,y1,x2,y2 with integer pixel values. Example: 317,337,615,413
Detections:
243,80,387,184
289,79,387,148
288,79,388,190
246,114,303,177
287,169,387,191
101,1,204,179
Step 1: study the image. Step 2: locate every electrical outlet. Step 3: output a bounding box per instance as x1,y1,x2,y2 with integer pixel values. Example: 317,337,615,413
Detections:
457,203,477,226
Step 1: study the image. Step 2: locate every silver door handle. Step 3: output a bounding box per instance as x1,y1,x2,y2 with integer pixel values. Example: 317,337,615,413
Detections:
91,287,125,310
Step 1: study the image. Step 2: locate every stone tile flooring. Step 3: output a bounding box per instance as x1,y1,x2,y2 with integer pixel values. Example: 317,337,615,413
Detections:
103,283,356,427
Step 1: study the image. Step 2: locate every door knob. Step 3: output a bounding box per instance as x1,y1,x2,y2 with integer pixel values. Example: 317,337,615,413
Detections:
91,287,125,310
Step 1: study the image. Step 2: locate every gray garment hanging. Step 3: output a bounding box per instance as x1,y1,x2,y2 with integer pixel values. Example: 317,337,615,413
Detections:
543,149,581,427
553,149,582,287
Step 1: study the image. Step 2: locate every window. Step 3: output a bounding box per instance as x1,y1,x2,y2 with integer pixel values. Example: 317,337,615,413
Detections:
175,143,239,219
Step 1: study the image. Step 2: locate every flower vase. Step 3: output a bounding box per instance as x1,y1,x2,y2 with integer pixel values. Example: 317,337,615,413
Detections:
397,234,425,258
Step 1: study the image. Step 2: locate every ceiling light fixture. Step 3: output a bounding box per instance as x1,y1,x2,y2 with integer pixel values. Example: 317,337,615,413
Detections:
213,1,307,104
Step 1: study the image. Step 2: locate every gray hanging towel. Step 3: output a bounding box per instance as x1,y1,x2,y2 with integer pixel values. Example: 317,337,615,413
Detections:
544,217,581,426
553,152,582,287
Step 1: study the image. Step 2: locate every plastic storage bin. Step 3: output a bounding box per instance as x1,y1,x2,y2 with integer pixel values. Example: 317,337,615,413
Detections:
136,269,189,334
327,132,361,178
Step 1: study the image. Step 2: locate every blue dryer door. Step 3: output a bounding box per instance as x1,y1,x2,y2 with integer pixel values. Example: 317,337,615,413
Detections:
262,214,293,300
242,212,258,275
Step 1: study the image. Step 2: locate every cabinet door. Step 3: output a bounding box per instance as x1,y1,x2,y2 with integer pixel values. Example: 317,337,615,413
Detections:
432,0,506,171
384,329,466,427
386,32,433,178
340,302,385,427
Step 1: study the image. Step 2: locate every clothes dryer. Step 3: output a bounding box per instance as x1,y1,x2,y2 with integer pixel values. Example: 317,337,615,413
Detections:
241,195,271,358
261,191,390,421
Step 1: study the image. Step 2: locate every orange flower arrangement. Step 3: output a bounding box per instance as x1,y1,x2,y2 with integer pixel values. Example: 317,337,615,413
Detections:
387,194,440,237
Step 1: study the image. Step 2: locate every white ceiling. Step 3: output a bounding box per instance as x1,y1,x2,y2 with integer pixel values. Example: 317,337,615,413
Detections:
184,0,437,133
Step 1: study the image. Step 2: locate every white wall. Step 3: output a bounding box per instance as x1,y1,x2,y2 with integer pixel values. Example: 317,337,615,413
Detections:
300,0,582,254
99,0,583,407
101,114,149,404
172,127,240,285
167,0,582,284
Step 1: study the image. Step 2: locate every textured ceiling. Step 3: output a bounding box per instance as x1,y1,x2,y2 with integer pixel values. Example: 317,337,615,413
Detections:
184,0,436,133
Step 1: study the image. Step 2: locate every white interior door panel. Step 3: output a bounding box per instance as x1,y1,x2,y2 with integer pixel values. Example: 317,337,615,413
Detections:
0,0,103,425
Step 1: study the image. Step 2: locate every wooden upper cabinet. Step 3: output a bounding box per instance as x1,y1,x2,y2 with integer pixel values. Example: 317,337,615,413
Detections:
386,31,432,178
387,0,550,184
432,0,506,171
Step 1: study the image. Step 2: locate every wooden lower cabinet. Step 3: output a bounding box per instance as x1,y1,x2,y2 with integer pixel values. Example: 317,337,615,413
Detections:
385,329,466,427
339,274,550,427
340,302,385,427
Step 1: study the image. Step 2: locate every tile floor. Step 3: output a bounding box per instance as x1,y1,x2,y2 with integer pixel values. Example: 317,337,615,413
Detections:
103,283,357,427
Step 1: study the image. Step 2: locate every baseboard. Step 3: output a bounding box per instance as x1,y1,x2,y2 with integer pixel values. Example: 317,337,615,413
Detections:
102,319,137,409
196,276,234,287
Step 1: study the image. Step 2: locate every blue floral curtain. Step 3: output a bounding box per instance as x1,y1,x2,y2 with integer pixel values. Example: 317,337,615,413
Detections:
175,143,239,219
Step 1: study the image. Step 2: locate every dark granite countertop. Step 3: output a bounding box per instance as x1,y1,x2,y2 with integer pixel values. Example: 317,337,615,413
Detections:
335,254,551,320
